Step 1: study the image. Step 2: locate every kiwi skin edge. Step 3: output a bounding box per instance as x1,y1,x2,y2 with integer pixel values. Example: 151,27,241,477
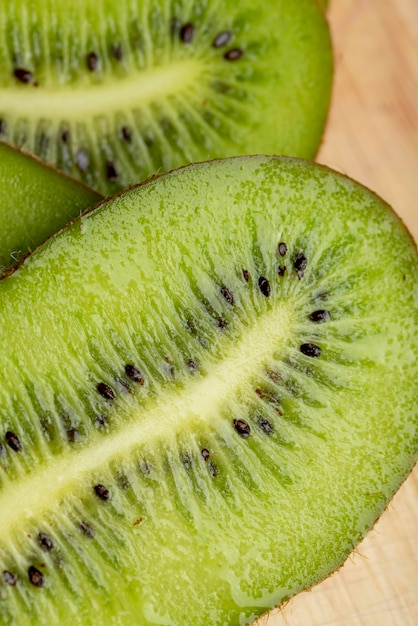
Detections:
0,141,103,276
0,155,416,625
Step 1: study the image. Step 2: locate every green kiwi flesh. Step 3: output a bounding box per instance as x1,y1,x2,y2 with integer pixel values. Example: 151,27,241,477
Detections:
0,0,332,194
0,141,103,275
0,156,416,625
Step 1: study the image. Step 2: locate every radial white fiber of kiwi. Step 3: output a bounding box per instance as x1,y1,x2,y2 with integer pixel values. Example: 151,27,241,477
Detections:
0,0,332,194
0,157,417,625
0,142,103,276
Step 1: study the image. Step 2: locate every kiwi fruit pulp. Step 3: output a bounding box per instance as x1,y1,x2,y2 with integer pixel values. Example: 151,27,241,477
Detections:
0,156,416,625
0,0,332,195
0,141,103,275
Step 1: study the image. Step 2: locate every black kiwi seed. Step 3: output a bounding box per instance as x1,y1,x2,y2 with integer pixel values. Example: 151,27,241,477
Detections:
38,533,54,551
179,23,194,44
309,309,331,323
294,251,307,278
28,566,44,588
86,52,99,71
212,31,232,48
201,448,210,461
61,129,70,143
97,382,115,400
120,126,132,142
278,242,288,257
79,521,95,539
277,266,286,277
125,364,144,384
242,269,250,282
106,161,118,181
5,431,22,452
75,148,89,171
300,343,322,358
224,48,243,61
233,419,251,438
220,285,234,305
3,571,17,586
258,276,271,297
94,484,111,501
257,416,275,436
0,119,6,134
13,67,33,83
112,44,123,61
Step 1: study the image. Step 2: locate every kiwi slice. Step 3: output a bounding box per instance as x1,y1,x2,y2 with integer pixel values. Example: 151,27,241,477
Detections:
0,156,416,625
0,141,102,275
0,0,332,194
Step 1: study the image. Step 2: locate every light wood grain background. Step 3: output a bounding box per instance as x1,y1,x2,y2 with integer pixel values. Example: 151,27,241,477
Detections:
256,1,418,624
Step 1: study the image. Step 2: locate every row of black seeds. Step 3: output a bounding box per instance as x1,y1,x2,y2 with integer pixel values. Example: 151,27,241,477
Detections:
2,531,54,588
233,388,280,441
11,19,242,89
64,363,146,443
178,21,243,61
277,241,328,354
96,363,145,402
92,363,147,502
3,566,44,588
231,240,334,440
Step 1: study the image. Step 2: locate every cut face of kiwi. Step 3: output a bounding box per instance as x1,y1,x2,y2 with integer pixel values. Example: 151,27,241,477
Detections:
0,141,102,275
0,156,416,625
0,0,332,194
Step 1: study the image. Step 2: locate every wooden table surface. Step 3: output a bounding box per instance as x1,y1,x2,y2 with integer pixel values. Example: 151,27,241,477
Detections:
257,1,418,625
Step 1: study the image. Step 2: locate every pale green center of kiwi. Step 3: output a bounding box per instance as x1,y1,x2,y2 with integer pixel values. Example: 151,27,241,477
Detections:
0,299,294,542
1,59,202,121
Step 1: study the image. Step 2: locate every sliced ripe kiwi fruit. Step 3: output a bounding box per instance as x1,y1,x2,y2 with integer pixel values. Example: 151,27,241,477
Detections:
0,141,102,275
0,156,417,625
0,0,332,195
